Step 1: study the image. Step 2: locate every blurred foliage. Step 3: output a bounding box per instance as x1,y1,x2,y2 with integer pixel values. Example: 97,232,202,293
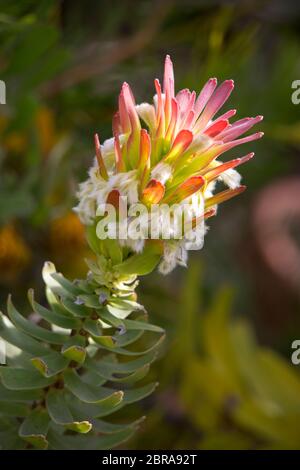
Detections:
0,0,300,449
0,224,31,284
131,261,300,450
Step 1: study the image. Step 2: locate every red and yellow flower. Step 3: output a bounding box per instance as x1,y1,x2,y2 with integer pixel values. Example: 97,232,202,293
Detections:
75,56,263,273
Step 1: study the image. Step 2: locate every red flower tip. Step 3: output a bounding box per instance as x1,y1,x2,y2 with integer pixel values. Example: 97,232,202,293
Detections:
225,79,235,88
239,152,255,164
106,189,121,210
204,208,217,219
204,119,229,138
164,175,205,204
142,179,165,205
206,185,247,208
165,129,193,163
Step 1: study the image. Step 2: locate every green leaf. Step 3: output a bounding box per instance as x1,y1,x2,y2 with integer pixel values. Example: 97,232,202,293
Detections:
76,294,101,309
61,338,86,364
98,308,125,328
45,287,78,318
91,416,144,434
85,318,143,347
91,329,143,350
7,296,68,345
123,382,158,404
64,369,123,406
111,364,150,384
42,262,72,298
73,280,95,294
19,408,50,449
86,360,150,384
98,308,164,333
42,262,82,298
101,239,123,265
46,390,92,434
94,332,165,356
0,312,48,356
115,241,162,276
90,349,158,376
0,401,29,417
0,428,26,450
0,383,42,402
28,289,79,330
0,367,54,390
71,382,157,420
106,304,135,320
47,427,134,450
111,329,144,348
31,352,69,377
67,394,124,419
83,318,103,337
86,224,101,254
50,273,82,297
61,297,90,318
124,318,165,333
4,343,33,369
108,298,145,313
4,340,33,367
91,335,117,348
77,370,106,387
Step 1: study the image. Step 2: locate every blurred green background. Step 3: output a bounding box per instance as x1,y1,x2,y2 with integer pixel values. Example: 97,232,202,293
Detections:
1,0,300,449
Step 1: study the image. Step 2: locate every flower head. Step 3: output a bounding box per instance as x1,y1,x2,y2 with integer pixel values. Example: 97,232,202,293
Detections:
75,56,263,274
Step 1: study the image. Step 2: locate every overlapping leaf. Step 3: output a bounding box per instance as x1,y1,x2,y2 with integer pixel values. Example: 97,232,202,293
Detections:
0,259,164,449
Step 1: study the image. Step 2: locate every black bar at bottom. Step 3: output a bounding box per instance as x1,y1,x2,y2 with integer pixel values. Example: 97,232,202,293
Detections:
0,450,299,465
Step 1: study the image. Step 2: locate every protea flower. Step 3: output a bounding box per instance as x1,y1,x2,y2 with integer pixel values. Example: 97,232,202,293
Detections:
0,57,262,450
75,55,263,274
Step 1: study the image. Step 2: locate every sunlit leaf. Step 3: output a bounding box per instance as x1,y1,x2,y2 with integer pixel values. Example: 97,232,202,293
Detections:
46,390,92,434
64,369,123,406
18,408,50,449
31,352,69,377
28,289,79,330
